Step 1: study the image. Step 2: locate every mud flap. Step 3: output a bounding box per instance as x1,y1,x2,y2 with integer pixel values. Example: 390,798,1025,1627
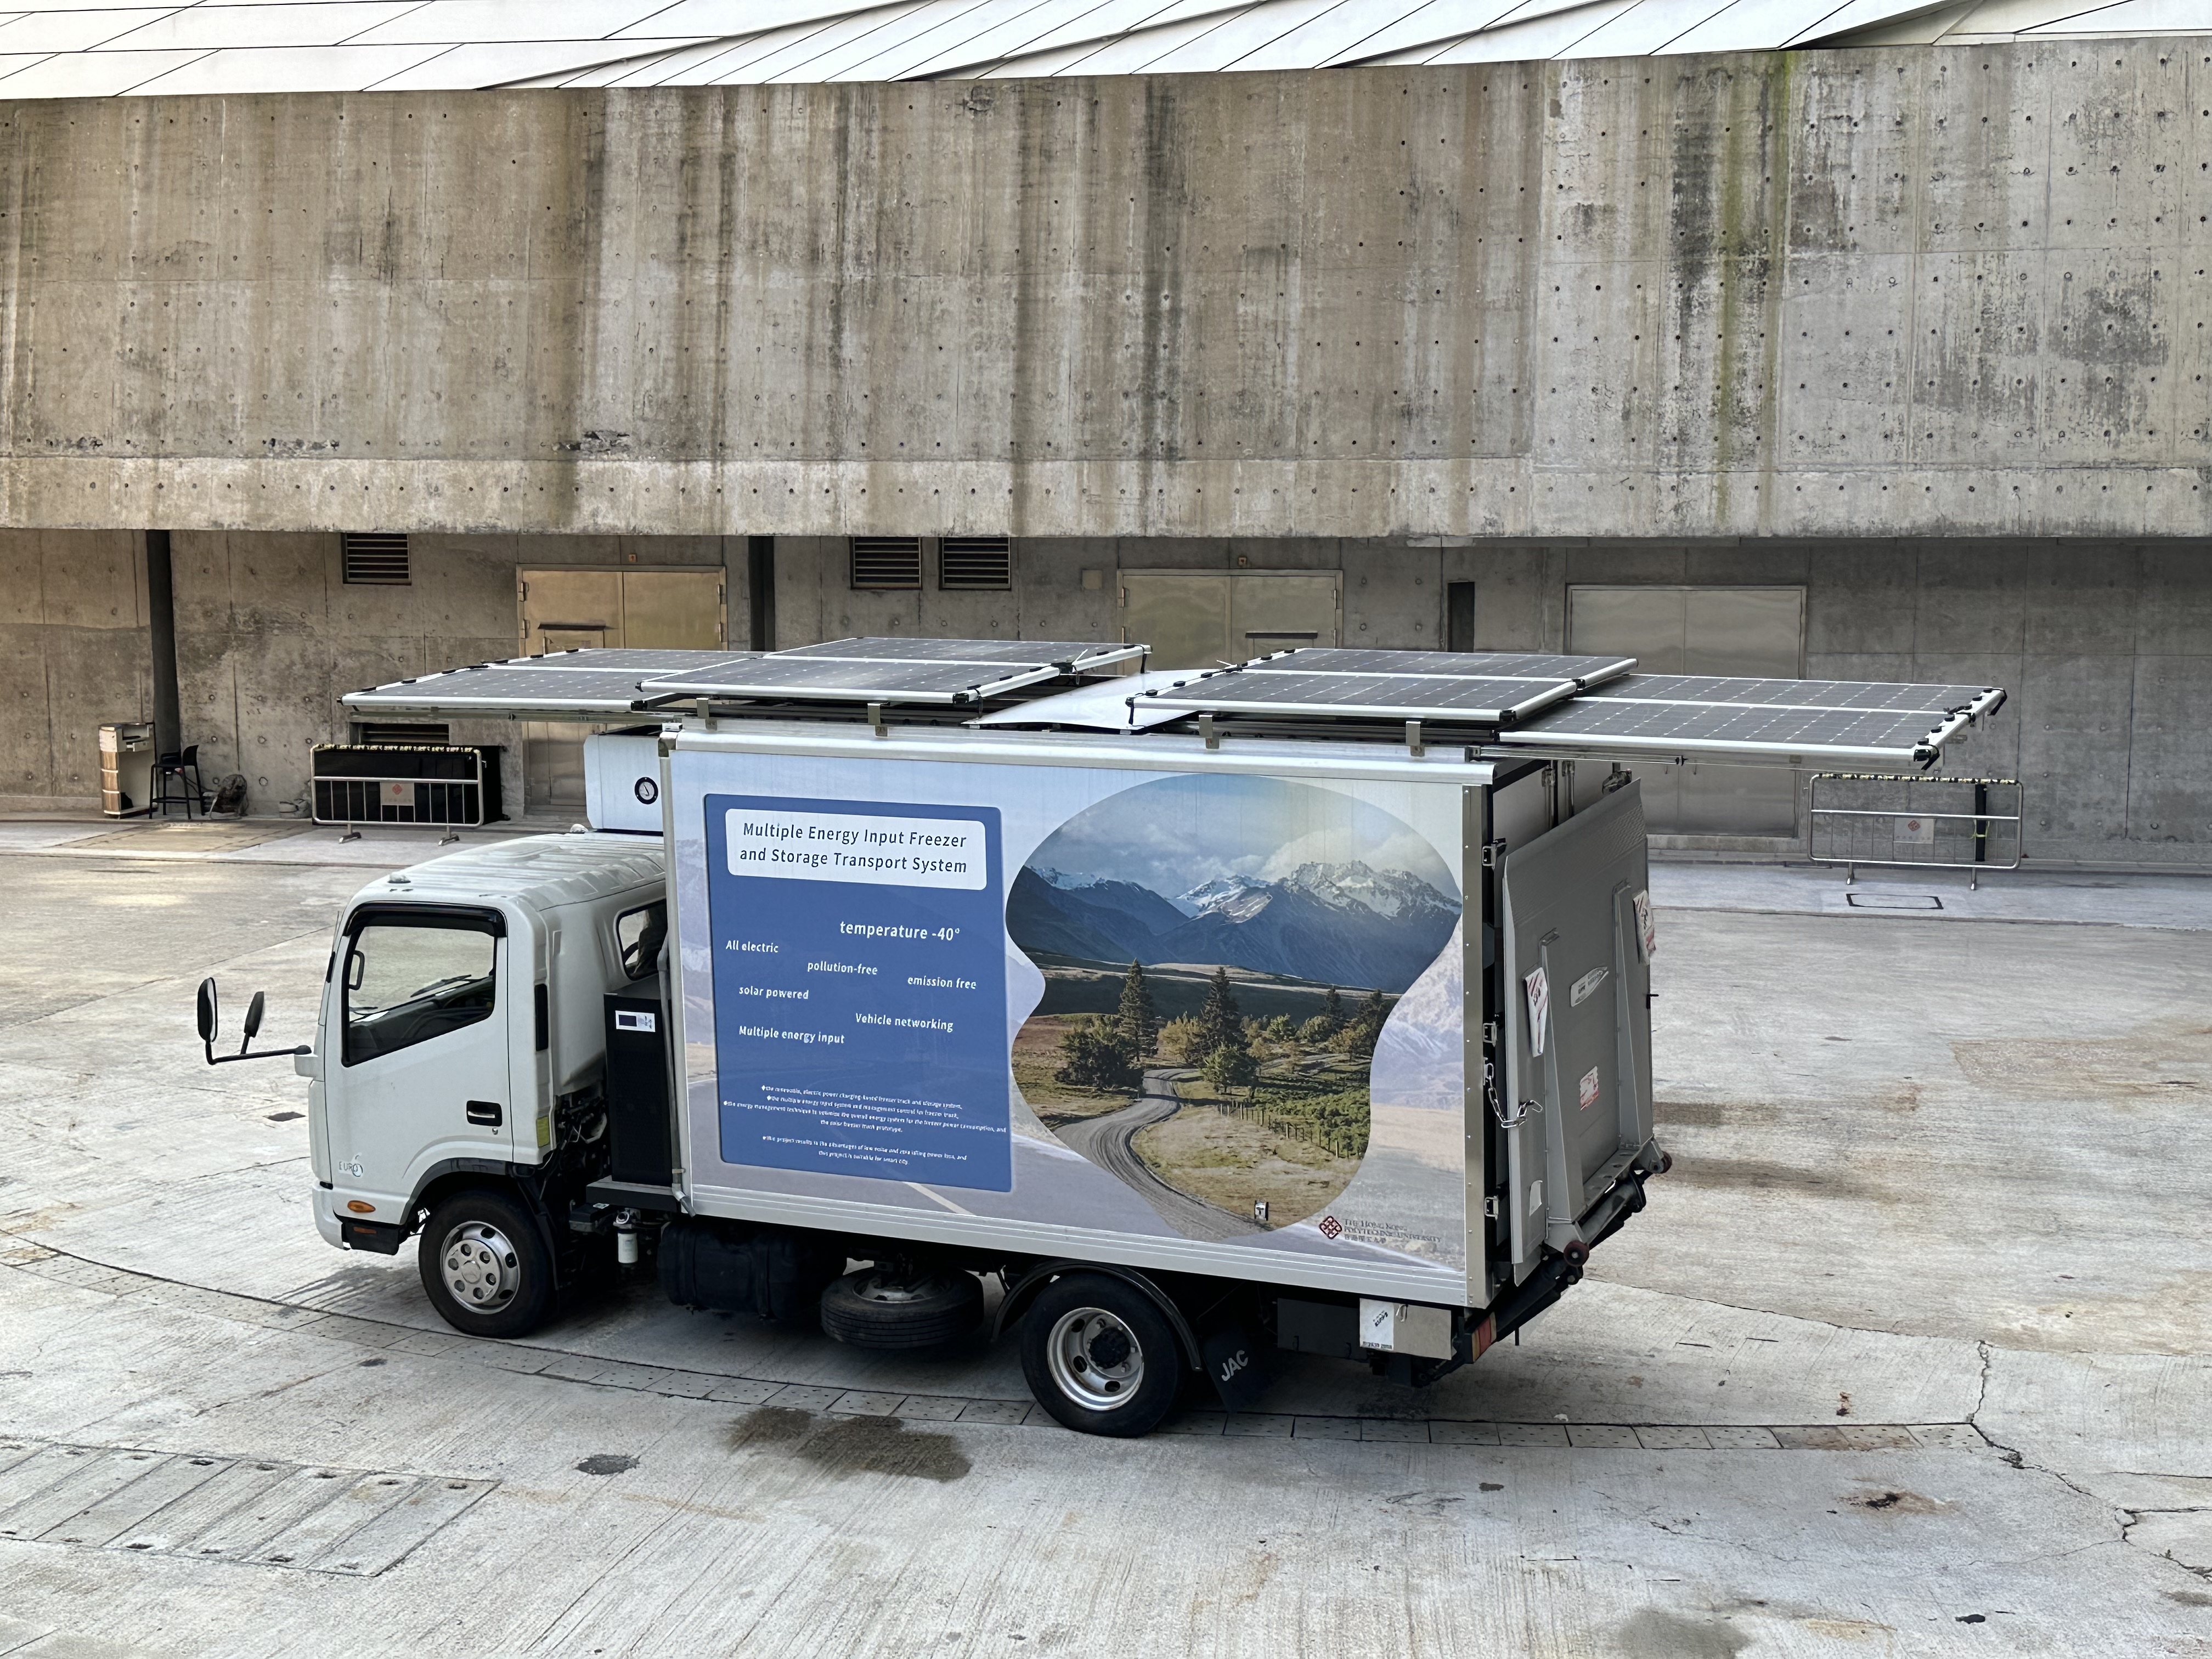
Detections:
1200,1316,1274,1412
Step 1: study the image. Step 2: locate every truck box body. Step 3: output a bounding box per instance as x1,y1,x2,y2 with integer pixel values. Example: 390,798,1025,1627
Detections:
661,722,1652,1309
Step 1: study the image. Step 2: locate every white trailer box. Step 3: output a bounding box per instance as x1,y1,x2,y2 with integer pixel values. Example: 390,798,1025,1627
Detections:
264,637,2002,1435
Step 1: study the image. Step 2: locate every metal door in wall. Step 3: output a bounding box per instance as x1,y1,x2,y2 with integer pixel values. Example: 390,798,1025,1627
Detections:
1567,586,1804,835
517,569,726,810
1499,783,1656,1277
1117,571,1341,670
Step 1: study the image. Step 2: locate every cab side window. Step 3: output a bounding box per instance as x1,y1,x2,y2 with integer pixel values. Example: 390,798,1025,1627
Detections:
343,916,499,1066
614,902,667,981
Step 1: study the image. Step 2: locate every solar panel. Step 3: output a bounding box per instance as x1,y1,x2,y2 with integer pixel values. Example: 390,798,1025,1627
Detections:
1250,648,1635,685
344,664,672,714
640,656,1062,705
1139,670,1583,724
775,637,1142,670
1500,676,2006,764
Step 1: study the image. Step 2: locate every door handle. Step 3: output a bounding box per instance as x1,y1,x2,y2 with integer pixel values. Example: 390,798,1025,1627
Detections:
466,1101,503,1127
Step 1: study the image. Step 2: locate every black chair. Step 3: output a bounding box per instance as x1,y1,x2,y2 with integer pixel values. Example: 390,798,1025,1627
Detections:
155,745,208,818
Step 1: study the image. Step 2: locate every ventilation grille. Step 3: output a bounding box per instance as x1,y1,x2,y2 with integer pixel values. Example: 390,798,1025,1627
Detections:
850,537,923,591
354,721,450,747
938,535,1011,591
342,532,411,585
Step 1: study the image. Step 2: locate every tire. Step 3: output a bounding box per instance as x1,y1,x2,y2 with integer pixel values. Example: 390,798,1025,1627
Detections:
417,1189,555,1339
1017,1273,1184,1438
820,1268,984,1350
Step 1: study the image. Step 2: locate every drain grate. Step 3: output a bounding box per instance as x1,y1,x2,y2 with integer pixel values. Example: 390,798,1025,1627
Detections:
1844,891,1943,911
0,1436,491,1576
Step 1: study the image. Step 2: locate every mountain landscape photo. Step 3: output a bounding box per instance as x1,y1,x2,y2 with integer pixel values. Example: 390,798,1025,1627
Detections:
1005,773,1465,1241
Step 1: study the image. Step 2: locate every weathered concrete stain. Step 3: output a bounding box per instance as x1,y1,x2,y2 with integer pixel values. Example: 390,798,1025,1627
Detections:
0,46,2206,540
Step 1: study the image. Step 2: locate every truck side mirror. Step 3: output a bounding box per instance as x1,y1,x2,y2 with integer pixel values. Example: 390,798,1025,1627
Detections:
196,978,217,1045
244,991,266,1043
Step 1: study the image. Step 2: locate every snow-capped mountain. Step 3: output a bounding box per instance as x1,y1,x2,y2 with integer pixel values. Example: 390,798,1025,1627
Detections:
1035,867,1104,891
1172,873,1273,917
1282,861,1460,925
1009,859,1458,994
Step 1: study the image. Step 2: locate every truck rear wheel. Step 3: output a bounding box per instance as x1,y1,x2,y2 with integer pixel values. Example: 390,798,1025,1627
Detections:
1018,1273,1182,1438
820,1268,984,1350
419,1189,554,1339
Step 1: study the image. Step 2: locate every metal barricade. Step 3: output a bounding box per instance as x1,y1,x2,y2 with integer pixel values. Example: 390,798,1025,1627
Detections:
1808,774,2022,890
311,744,505,840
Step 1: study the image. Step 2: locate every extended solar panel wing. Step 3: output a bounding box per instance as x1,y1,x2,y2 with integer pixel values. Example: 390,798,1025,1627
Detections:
1496,675,2007,768
342,651,761,718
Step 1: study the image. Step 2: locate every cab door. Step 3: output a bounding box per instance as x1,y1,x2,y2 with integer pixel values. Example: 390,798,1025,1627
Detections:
1500,783,1658,1273
326,905,516,1222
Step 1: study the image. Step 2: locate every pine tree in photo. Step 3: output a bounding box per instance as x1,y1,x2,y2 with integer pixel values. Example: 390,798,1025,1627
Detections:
1191,966,1243,1062
1116,960,1158,1058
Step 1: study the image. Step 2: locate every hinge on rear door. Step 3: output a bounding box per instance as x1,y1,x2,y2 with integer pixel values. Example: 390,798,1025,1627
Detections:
1480,839,1507,868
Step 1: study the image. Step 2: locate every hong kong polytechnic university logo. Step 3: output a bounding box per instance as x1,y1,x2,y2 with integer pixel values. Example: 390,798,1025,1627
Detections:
1318,1215,1342,1240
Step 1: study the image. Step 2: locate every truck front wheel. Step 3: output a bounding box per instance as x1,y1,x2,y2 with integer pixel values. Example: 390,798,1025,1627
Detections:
418,1189,554,1339
1018,1274,1182,1437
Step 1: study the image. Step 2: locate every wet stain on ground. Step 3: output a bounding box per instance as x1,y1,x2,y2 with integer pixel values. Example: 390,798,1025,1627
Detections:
576,1453,640,1476
1663,1156,1887,1202
1613,1608,1749,1657
729,1408,970,1482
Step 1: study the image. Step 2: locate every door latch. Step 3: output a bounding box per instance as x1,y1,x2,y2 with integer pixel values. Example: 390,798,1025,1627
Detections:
466,1101,504,1128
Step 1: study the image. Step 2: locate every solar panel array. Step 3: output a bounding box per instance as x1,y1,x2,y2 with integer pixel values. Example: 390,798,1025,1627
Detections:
1131,648,2002,765
343,638,1138,716
343,640,2004,764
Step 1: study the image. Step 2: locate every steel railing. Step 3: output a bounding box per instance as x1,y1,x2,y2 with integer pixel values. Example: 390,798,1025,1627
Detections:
1808,774,2022,890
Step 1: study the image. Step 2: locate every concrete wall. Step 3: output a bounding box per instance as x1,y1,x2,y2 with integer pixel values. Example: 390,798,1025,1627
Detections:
0,530,149,808
0,529,747,812
3,48,2210,543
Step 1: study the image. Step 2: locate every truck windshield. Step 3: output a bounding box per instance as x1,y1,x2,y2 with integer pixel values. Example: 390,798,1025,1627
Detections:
343,917,498,1065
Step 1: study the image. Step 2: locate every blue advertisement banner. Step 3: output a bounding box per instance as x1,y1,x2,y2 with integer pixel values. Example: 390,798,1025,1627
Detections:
703,793,1011,1192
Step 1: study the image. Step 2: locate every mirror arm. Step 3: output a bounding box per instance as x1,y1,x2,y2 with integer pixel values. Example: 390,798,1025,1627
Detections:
205,1044,312,1068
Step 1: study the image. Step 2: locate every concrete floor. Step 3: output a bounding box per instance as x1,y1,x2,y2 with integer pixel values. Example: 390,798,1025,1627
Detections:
2,823,2209,1656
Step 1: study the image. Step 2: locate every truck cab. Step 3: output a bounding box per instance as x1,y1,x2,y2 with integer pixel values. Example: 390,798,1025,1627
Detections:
303,833,667,1331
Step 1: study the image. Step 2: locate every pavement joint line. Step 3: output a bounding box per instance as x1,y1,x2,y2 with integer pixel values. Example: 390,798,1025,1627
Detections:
0,1433,495,1577
1,1239,1999,1452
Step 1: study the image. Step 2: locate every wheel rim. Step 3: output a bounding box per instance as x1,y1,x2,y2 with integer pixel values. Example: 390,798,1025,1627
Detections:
1045,1306,1146,1412
437,1220,521,1315
852,1270,960,1306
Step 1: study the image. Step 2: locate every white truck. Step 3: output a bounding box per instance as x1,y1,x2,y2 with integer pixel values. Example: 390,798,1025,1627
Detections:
198,638,2004,1436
